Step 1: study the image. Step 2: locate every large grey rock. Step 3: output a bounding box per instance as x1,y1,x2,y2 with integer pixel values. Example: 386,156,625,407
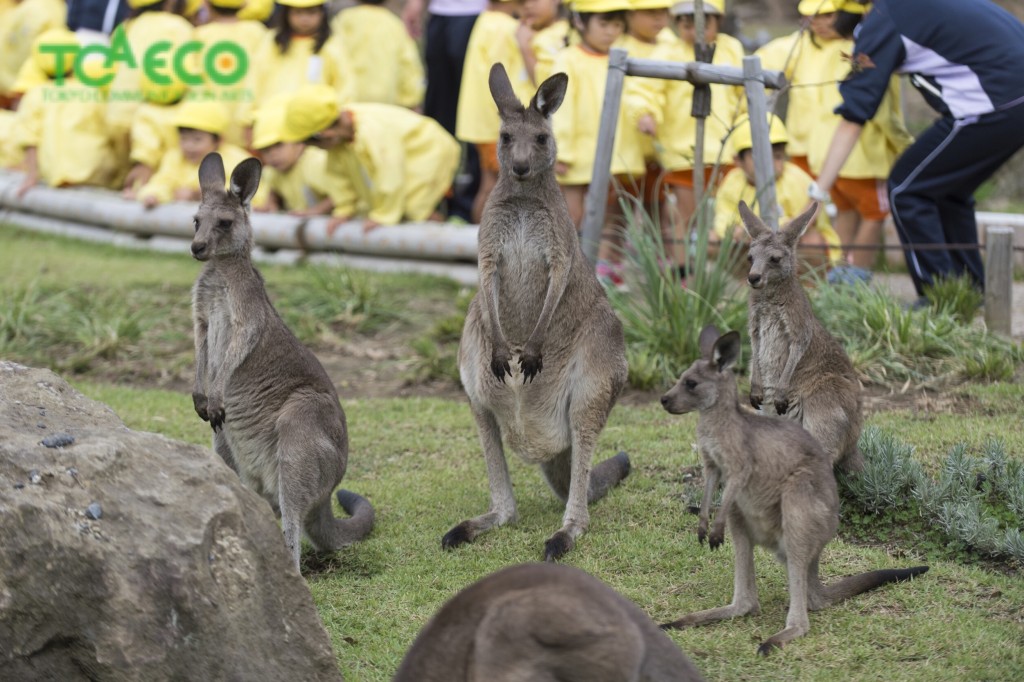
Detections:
0,362,343,681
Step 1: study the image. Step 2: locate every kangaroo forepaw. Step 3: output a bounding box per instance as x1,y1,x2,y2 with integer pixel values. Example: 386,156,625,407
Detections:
207,398,225,432
490,351,512,383
519,352,542,383
749,388,763,410
757,640,782,656
543,531,574,562
192,392,209,421
441,523,473,551
774,395,790,415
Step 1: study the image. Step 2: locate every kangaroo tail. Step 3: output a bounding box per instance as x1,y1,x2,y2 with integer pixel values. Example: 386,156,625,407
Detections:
588,451,631,503
824,565,929,605
306,489,375,551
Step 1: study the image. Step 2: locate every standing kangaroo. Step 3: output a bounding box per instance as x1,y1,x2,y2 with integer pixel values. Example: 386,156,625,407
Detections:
446,64,630,561
393,563,705,682
660,325,928,654
743,201,864,472
190,153,374,570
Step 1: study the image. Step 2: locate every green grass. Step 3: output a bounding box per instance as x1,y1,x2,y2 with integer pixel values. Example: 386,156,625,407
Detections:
66,379,1024,682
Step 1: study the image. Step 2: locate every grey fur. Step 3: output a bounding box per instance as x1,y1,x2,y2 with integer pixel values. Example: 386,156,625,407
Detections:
660,325,928,654
190,153,374,571
446,64,630,561
742,201,864,473
393,563,705,682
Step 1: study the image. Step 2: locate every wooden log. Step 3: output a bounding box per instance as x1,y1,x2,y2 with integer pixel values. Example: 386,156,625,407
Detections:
624,59,786,90
984,225,1013,336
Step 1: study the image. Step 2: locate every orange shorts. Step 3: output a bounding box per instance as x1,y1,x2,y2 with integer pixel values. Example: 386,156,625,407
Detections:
788,155,812,176
831,177,890,221
476,142,500,174
662,165,731,189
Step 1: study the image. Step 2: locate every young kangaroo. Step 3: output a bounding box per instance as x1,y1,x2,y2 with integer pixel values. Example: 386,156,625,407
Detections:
743,201,864,473
190,153,373,571
660,325,928,654
393,563,705,682
445,64,630,561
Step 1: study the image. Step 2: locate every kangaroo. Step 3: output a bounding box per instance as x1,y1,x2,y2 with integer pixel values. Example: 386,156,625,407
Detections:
445,64,630,562
190,152,374,571
742,200,864,473
393,562,705,682
660,325,928,654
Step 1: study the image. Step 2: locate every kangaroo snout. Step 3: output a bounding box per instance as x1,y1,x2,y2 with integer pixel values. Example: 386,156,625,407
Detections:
511,162,530,178
747,272,763,288
191,240,209,260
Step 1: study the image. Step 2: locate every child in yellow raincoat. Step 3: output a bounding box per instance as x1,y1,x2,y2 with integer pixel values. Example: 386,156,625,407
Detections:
800,0,912,273
238,0,355,137
625,0,744,268
122,75,188,198
523,0,569,85
250,96,333,215
456,0,530,224
330,0,425,109
105,0,194,170
14,29,119,198
191,0,269,147
137,101,256,207
713,115,842,271
0,0,65,100
282,84,462,233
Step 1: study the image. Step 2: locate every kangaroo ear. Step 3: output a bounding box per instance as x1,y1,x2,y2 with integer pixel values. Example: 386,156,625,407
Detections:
698,324,721,359
530,72,568,118
489,63,524,118
229,157,262,207
712,331,741,372
198,152,226,199
738,200,769,240
781,201,818,246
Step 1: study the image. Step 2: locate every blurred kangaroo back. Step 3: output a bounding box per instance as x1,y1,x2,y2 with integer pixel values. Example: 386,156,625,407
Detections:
393,563,704,682
741,201,864,473
190,153,373,571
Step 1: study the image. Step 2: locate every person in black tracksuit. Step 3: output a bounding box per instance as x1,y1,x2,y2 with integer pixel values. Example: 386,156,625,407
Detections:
812,0,1024,299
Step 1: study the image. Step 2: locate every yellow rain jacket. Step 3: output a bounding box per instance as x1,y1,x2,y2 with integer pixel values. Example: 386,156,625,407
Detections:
0,108,24,169
263,146,333,212
625,32,745,173
531,18,570,85
105,12,195,140
714,161,842,265
330,4,424,109
806,38,913,180
14,81,119,189
552,45,646,186
0,0,65,97
238,32,355,125
137,143,255,205
191,20,269,146
618,32,676,163
455,10,531,144
324,103,461,225
129,101,181,170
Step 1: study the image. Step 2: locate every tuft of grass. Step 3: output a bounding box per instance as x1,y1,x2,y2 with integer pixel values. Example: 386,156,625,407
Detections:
407,288,472,384
923,274,984,324
607,198,748,389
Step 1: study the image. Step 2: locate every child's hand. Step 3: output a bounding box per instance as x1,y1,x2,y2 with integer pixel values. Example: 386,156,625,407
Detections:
555,162,569,176
142,195,159,210
362,218,381,234
15,175,37,199
326,215,351,238
122,187,137,200
515,22,536,49
731,226,748,244
638,114,657,136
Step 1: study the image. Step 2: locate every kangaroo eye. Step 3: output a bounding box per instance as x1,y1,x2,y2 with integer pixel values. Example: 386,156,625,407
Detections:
770,256,781,264
217,219,232,231
192,217,199,232
535,133,548,145
685,379,697,390
500,133,512,144
747,254,753,263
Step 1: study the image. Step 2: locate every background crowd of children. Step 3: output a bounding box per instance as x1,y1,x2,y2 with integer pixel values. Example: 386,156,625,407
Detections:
0,0,912,272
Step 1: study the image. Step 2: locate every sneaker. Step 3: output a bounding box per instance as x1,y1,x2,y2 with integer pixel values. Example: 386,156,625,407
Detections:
901,296,931,311
827,264,873,286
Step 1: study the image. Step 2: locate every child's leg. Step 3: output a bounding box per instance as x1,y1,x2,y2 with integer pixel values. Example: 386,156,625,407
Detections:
471,143,500,224
850,217,884,270
668,184,696,266
833,209,859,263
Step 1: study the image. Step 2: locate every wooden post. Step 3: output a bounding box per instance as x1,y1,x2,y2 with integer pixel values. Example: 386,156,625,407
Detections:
984,226,1013,336
693,0,707,212
742,55,778,230
581,47,628,265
